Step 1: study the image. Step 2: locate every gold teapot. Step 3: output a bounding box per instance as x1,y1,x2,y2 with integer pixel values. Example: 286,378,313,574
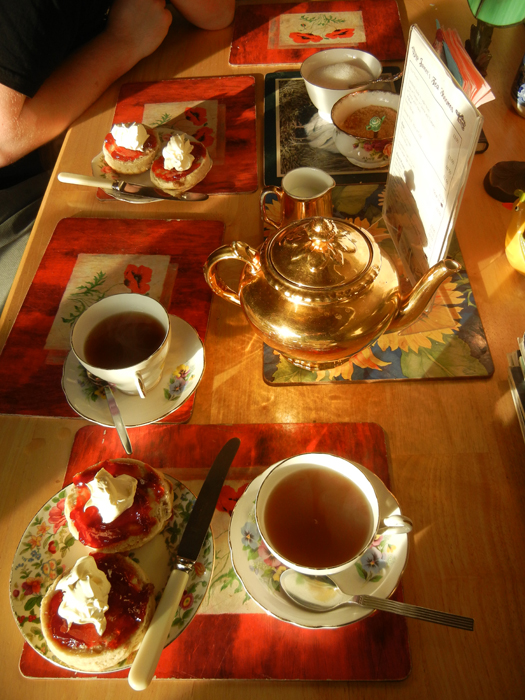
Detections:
204,217,461,370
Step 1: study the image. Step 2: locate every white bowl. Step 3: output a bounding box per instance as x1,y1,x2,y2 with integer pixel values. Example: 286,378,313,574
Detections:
331,89,400,169
301,48,382,122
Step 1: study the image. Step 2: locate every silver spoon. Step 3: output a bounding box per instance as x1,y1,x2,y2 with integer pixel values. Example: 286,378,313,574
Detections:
86,372,133,455
351,69,403,93
280,569,473,631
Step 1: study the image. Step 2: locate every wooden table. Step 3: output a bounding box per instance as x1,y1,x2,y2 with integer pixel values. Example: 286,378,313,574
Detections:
1,1,525,698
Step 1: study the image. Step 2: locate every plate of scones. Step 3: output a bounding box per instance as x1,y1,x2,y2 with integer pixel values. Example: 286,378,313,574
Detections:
10,458,213,673
92,122,213,203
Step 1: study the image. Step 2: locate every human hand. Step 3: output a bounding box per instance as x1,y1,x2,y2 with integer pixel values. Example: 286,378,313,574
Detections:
105,0,173,62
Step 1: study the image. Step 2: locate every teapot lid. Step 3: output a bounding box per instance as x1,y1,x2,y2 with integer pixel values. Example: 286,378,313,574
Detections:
266,217,378,291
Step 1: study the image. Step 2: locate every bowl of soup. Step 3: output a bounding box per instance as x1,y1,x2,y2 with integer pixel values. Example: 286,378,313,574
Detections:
331,89,400,169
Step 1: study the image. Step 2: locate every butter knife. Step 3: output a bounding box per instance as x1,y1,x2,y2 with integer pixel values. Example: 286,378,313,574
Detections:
57,172,208,201
128,436,241,691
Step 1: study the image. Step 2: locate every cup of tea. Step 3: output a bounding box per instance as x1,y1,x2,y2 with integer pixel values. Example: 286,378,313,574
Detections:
331,89,400,169
260,167,335,230
301,48,383,122
255,453,412,576
70,293,171,398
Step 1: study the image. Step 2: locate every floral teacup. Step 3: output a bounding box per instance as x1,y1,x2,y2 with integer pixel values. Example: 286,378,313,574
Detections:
332,89,400,169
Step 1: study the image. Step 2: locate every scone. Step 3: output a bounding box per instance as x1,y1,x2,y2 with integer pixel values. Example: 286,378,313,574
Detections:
103,122,160,175
41,553,155,672
65,458,174,553
150,129,212,193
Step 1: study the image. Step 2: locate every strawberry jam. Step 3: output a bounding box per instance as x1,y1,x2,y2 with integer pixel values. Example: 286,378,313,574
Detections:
104,126,158,163
69,459,166,549
46,553,152,652
151,140,207,183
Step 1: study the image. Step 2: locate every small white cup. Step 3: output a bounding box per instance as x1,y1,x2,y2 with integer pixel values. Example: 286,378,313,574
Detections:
71,293,171,398
255,453,412,577
301,48,382,122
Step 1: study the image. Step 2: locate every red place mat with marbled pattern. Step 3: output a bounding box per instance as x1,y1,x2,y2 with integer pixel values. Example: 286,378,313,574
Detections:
230,1,406,65
0,217,223,421
20,422,411,681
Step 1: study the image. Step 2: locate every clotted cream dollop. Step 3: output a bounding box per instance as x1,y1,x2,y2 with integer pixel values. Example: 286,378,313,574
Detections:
84,467,137,524
162,133,194,171
56,555,111,635
110,122,149,151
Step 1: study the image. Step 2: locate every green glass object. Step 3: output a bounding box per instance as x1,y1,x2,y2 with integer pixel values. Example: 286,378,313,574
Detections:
467,0,525,27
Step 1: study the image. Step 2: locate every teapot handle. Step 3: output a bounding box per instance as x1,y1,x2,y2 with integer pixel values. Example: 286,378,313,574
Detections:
260,187,284,229
203,241,259,306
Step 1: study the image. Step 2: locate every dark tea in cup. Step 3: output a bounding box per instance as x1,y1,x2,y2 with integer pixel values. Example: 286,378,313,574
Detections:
84,311,167,369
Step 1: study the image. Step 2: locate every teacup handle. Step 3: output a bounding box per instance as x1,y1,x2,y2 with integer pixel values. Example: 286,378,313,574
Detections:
260,187,284,229
203,241,260,306
134,372,147,398
377,514,413,536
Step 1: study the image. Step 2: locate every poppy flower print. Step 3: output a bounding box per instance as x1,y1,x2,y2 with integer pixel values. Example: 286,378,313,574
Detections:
325,28,355,40
123,264,152,294
185,106,207,126
289,31,323,44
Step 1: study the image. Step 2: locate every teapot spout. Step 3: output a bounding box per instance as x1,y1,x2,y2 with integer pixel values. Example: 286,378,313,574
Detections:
389,259,462,332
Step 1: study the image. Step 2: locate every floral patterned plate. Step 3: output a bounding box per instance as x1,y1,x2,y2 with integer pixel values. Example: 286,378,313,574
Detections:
228,462,409,629
91,127,206,204
61,315,204,427
9,476,213,673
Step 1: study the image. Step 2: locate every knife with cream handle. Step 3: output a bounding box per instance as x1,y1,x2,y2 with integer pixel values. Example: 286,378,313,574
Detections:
57,172,208,201
127,437,241,691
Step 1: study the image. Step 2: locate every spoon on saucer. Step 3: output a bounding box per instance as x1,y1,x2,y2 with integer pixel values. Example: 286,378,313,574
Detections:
86,372,132,455
280,569,474,630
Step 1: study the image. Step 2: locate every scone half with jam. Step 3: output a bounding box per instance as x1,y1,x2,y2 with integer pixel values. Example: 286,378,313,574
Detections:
103,122,160,175
41,553,155,672
150,129,212,193
65,458,174,554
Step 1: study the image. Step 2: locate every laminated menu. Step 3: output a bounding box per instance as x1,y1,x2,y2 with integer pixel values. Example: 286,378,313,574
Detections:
383,25,483,284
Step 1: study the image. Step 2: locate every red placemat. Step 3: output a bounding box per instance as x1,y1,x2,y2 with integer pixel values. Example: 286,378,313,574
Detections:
0,218,223,419
96,76,257,196
230,1,406,65
20,422,411,681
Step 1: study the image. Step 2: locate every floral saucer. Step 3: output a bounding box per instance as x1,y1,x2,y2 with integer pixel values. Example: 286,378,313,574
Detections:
62,315,204,427
92,127,195,204
228,462,409,629
9,476,213,674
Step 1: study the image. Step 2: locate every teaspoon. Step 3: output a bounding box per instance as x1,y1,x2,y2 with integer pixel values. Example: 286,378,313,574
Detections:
86,372,133,455
280,569,473,630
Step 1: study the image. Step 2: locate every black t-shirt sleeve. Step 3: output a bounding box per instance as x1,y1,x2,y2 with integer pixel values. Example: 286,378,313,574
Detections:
0,0,111,97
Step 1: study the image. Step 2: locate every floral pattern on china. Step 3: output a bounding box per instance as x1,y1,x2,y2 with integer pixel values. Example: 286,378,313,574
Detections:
9,478,213,672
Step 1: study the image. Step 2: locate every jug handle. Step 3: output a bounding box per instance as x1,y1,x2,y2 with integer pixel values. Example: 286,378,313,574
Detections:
203,241,259,306
260,187,284,229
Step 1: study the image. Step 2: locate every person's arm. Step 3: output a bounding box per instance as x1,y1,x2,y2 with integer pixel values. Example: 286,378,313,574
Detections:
0,0,172,168
169,0,235,30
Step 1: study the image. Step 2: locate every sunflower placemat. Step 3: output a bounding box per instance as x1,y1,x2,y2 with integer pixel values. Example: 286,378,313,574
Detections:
0,218,223,418
230,1,406,65
262,184,494,385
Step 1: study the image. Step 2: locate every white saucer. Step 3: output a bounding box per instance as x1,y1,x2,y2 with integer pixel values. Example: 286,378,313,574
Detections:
62,315,204,427
228,461,409,629
9,476,213,674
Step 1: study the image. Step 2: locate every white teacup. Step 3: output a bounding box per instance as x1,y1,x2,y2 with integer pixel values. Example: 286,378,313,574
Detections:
301,48,382,122
71,293,171,398
255,453,412,577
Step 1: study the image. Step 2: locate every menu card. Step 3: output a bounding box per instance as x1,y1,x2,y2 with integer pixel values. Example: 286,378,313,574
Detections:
383,25,483,284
